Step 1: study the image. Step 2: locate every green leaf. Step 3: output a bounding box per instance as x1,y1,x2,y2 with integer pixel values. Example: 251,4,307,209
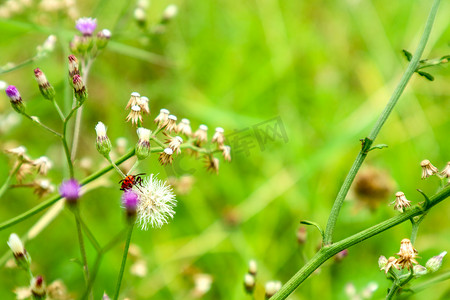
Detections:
300,220,324,242
369,144,388,151
402,49,413,62
417,71,434,81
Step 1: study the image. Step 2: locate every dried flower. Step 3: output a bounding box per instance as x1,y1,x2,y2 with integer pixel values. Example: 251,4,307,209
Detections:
68,55,79,78
222,145,231,162
159,148,174,166
212,127,225,147
382,256,399,274
154,108,170,126
177,118,192,136
5,146,27,159
426,251,447,273
5,85,25,113
33,179,54,198
205,156,219,174
132,174,176,229
166,115,178,133
440,162,450,178
396,238,419,270
391,191,411,213
136,127,151,160
420,159,439,179
59,179,81,204
138,96,150,114
126,105,143,127
168,136,183,154
126,92,140,110
72,74,87,103
122,190,139,218
30,275,46,298
378,255,388,270
32,156,52,175
95,122,112,157
265,281,282,299
244,273,255,294
75,17,97,36
96,29,111,49
193,124,208,146
34,68,55,100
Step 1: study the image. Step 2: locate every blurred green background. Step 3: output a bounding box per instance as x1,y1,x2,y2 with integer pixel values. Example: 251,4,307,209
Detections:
0,0,449,299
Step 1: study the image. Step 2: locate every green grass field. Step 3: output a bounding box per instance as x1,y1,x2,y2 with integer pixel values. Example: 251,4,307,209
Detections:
0,0,449,299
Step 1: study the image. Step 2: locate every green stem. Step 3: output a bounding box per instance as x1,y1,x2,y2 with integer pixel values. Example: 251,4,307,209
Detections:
21,112,62,138
0,149,136,231
52,99,65,121
127,160,140,175
410,214,426,244
150,136,166,148
271,182,450,299
323,0,441,246
410,270,450,293
0,161,23,199
79,217,102,253
114,223,135,300
107,156,127,178
72,206,90,285
386,270,414,300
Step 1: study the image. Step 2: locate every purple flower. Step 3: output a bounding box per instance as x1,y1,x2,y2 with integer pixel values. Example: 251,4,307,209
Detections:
59,179,81,203
75,17,97,36
122,190,139,216
5,85,22,103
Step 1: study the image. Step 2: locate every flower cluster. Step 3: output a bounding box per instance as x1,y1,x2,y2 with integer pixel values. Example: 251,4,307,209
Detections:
70,17,111,55
420,159,450,181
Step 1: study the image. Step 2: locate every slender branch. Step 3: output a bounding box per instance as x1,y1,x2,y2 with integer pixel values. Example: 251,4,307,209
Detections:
72,207,90,285
114,223,134,300
271,182,450,299
21,112,62,138
0,160,23,199
323,0,441,246
52,99,66,121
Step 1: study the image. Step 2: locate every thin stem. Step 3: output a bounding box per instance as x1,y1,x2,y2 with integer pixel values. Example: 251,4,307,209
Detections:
323,0,441,246
21,112,62,138
52,99,66,121
79,218,102,253
150,136,166,148
410,270,450,293
0,149,136,231
61,104,82,178
271,181,450,299
114,223,135,300
127,160,140,175
72,206,90,285
107,156,127,178
0,160,23,199
386,270,414,300
410,214,427,244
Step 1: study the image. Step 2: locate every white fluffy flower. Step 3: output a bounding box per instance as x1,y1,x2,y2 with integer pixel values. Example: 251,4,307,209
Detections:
133,174,176,230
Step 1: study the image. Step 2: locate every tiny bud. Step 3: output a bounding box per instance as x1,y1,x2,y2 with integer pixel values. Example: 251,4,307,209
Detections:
134,8,147,26
126,91,140,110
154,108,170,126
413,264,428,277
68,55,79,78
426,251,447,273
30,275,46,298
378,255,388,270
166,115,178,133
59,179,81,205
265,281,282,299
34,68,55,100
162,4,178,22
244,273,255,294
212,127,225,147
7,233,32,271
5,85,25,113
136,127,151,160
177,118,192,136
248,259,257,275
95,122,112,157
96,29,111,49
72,75,87,104
168,136,183,154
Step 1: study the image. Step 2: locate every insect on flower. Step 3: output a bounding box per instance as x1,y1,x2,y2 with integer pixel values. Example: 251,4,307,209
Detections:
119,173,145,191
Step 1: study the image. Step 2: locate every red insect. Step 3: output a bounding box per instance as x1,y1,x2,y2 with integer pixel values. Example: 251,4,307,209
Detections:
119,173,145,191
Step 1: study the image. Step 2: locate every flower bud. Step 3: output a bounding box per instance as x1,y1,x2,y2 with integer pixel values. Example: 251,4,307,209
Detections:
30,275,46,299
68,55,79,78
378,255,388,270
7,233,32,270
96,29,111,49
5,85,25,113
244,273,255,294
72,75,87,104
122,190,139,220
34,68,55,100
413,264,428,277
75,17,97,37
426,251,447,273
95,122,112,157
248,259,257,275
136,127,151,160
162,4,178,23
59,179,81,205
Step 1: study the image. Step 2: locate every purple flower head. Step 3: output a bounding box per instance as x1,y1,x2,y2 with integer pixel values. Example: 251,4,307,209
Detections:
75,17,97,36
5,85,22,103
122,190,139,215
59,179,81,203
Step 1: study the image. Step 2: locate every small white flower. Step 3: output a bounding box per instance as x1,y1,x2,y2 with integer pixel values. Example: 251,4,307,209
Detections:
7,233,25,257
163,4,178,21
95,122,107,138
133,174,177,230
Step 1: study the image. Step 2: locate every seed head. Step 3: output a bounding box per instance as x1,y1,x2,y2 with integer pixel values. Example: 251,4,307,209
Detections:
75,17,97,36
159,148,174,166
132,174,176,229
248,259,257,275
95,122,112,157
126,92,141,110
138,96,150,114
33,179,54,198
212,127,225,147
165,115,178,133
420,159,439,179
168,136,183,154
126,105,143,127
391,191,411,213
205,156,219,174
154,108,170,126
32,156,52,175
396,238,419,270
382,256,399,274
177,118,192,136
222,145,231,162
59,179,81,205
5,146,27,159
440,162,450,178
193,124,208,146
136,127,151,160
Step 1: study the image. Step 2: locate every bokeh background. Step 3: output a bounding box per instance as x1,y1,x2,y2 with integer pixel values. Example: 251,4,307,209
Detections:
0,0,449,299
